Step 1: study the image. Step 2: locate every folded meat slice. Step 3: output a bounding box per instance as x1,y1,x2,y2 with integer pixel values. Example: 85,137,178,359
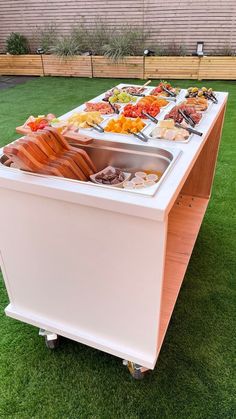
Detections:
164,129,176,141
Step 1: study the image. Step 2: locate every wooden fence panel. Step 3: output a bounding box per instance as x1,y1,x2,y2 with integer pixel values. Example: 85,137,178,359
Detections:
92,56,144,79
0,55,43,75
198,57,236,80
144,57,200,80
42,55,92,77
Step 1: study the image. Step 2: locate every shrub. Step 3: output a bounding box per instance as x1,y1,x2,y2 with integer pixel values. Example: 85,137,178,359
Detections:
38,24,58,53
50,35,80,57
210,44,235,56
87,22,112,56
155,42,187,56
71,24,91,53
71,20,112,55
6,32,30,55
102,27,145,61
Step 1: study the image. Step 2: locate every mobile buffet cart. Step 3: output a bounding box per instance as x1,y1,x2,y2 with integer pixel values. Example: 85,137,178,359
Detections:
0,84,227,379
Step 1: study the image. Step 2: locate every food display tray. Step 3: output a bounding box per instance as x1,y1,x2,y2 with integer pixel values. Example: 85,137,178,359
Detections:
15,125,94,145
100,118,150,137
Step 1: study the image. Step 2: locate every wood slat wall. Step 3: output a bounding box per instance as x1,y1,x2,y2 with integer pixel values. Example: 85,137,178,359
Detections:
0,1,236,54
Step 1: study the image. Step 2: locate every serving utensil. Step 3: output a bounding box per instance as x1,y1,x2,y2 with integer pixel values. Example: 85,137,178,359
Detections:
141,111,159,124
205,93,218,103
108,100,120,114
178,109,195,127
174,122,203,137
137,80,151,92
128,130,149,143
87,122,104,133
158,95,176,102
162,86,176,97
130,93,146,97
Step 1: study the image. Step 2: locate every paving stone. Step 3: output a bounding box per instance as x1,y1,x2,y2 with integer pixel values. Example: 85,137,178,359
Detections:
0,76,36,90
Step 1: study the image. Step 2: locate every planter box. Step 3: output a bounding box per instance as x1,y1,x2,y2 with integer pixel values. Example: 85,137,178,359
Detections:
198,57,236,80
92,56,144,78
0,54,43,76
144,57,200,80
42,55,92,77
1,54,236,80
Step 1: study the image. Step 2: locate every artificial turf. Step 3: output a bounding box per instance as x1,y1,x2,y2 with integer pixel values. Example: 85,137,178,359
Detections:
0,77,235,419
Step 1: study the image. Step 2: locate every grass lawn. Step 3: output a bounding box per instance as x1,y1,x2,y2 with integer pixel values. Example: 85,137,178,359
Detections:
0,77,235,419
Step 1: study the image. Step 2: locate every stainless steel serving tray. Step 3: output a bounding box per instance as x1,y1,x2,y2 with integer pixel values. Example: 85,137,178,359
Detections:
0,139,181,197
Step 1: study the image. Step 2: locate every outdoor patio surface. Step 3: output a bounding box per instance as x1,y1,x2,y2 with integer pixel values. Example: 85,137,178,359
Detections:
0,75,36,90
0,77,235,419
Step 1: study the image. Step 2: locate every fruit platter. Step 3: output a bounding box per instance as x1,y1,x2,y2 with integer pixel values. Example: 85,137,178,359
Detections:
122,96,169,119
104,88,137,104
150,81,181,97
17,113,57,133
186,86,218,103
16,113,94,145
104,115,146,134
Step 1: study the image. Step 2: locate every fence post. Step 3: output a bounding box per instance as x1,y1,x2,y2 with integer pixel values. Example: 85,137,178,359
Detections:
198,56,202,81
40,54,45,76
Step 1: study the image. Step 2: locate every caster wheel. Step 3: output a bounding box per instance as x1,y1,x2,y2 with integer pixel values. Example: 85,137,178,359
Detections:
45,336,59,349
39,329,59,350
123,360,149,380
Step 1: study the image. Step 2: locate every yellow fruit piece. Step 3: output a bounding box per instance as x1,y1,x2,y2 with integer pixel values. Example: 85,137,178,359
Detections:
104,116,145,134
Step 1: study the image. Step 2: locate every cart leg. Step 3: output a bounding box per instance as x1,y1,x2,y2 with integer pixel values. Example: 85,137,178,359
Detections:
39,328,59,349
123,360,150,379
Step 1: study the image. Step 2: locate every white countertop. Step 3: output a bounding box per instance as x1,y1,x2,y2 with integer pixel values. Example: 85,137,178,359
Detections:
0,84,228,221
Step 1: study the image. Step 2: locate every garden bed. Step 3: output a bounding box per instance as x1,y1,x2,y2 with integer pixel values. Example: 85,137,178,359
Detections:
0,54,43,76
42,55,92,77
144,57,200,80
92,56,144,78
0,54,236,80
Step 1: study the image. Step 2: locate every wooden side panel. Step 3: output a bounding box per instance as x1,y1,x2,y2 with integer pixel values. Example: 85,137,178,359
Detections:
42,55,92,77
92,56,144,79
199,57,236,80
181,105,226,198
157,194,209,353
0,55,43,75
144,57,200,79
